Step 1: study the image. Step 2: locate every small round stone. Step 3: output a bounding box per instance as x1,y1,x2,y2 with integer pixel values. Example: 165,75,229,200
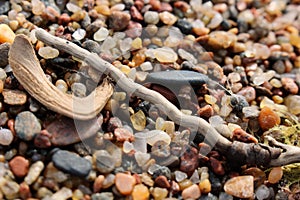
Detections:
52,150,92,177
258,106,280,131
159,11,177,25
93,150,116,174
9,156,29,178
144,11,159,24
181,184,201,199
94,27,109,42
24,161,44,185
131,184,150,200
108,11,131,31
0,24,15,44
153,47,178,63
71,82,86,97
130,110,146,131
0,128,13,145
115,173,136,195
15,111,41,141
72,28,86,40
2,89,27,105
224,176,254,198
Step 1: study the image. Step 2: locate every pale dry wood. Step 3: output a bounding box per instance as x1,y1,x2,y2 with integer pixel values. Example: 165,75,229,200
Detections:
16,28,300,167
9,34,113,120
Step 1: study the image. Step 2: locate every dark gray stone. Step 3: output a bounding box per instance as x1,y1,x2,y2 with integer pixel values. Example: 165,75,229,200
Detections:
52,150,92,177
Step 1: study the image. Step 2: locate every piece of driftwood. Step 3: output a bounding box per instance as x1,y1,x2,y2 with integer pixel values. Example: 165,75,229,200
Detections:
9,28,300,167
9,35,113,120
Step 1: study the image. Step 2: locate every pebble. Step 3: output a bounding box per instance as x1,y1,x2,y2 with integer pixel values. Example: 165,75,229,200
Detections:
0,43,9,67
285,95,300,115
115,173,136,195
258,106,281,131
102,174,115,189
0,178,20,199
151,187,168,200
153,47,178,63
154,175,170,188
91,192,114,200
180,146,199,176
268,167,283,184
207,12,223,29
108,11,131,31
182,184,201,199
2,89,27,105
15,111,41,141
44,162,68,183
144,11,159,24
207,31,237,49
50,187,73,200
38,46,59,59
132,184,150,200
24,161,44,185
130,110,146,131
159,11,177,25
0,24,15,44
135,130,171,146
93,175,105,193
176,19,193,34
72,28,86,40
175,170,188,182
93,150,116,173
114,127,134,142
71,82,86,97
243,167,266,188
281,77,299,94
52,150,92,177
93,27,109,42
255,185,270,200
224,175,254,198
9,156,29,178
0,128,13,145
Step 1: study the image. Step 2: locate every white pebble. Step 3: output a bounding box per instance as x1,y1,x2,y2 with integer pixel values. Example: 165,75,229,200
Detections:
72,29,86,41
0,128,13,145
140,61,153,71
94,27,109,42
38,47,59,59
25,161,44,185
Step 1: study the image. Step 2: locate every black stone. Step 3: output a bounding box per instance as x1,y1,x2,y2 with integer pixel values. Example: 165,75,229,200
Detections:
146,70,209,87
52,150,92,177
176,19,193,35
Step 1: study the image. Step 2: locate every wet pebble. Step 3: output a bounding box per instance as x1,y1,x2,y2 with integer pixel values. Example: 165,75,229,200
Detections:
52,150,92,177
224,175,254,198
9,156,29,178
268,167,283,184
258,106,280,131
2,89,27,105
15,111,41,141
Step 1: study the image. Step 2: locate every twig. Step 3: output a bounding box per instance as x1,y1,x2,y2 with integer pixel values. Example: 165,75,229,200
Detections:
16,28,300,167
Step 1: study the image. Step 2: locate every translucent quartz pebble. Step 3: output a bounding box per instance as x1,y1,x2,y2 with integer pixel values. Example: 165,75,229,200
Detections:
130,110,146,131
134,152,150,167
38,46,59,59
72,28,86,41
140,61,153,71
120,37,132,52
101,36,116,52
164,36,181,48
284,95,300,115
178,49,197,64
50,187,73,200
207,12,223,29
153,47,178,63
25,161,44,185
133,137,147,153
123,141,134,153
94,27,109,42
0,128,13,145
31,0,45,15
66,2,81,13
175,170,188,182
255,185,270,200
135,130,171,146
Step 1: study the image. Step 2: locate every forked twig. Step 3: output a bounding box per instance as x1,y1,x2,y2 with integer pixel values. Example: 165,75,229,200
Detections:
9,28,300,167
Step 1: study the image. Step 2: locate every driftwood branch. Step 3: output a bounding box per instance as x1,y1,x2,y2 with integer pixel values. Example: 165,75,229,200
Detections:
8,28,300,167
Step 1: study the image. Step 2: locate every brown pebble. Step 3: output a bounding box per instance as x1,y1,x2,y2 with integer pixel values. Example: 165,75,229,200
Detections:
19,182,31,199
180,146,199,176
224,175,254,198
115,173,136,195
197,105,214,118
232,128,258,143
9,156,29,178
282,77,299,94
243,167,266,188
130,6,143,21
155,175,170,189
34,130,52,148
181,184,201,199
209,157,225,175
237,86,256,102
268,167,283,184
149,0,161,10
93,175,105,193
108,11,131,31
258,106,280,131
174,1,190,12
2,89,27,105
0,24,15,44
159,2,173,12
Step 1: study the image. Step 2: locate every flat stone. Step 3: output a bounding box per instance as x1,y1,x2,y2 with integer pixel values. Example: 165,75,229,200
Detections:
224,175,254,198
115,173,136,195
146,70,208,87
52,150,92,177
9,156,29,178
3,89,27,105
15,111,41,141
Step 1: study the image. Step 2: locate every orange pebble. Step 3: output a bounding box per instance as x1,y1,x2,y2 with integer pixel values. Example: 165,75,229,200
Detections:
258,106,280,131
268,167,283,184
0,24,15,44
